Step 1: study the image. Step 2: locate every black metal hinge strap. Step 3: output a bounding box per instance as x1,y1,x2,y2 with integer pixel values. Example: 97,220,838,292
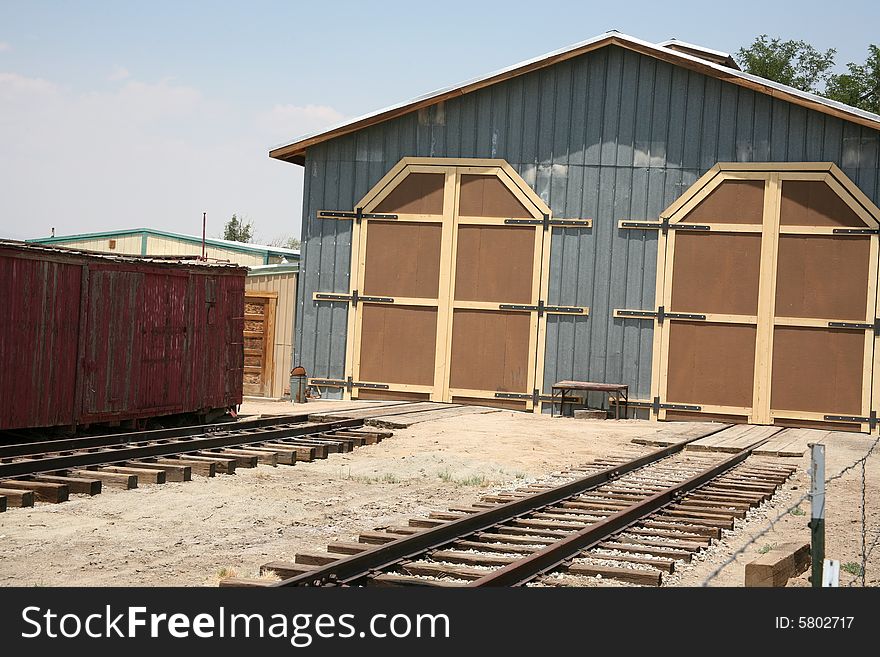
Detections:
309,376,390,392
828,319,880,335
615,307,705,323
824,411,877,429
504,214,592,230
831,228,880,235
648,396,702,413
620,219,710,234
315,290,393,306
318,207,398,222
498,301,586,317
495,389,555,405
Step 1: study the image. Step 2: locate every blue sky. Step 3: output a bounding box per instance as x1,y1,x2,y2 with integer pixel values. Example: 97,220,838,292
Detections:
1,0,877,243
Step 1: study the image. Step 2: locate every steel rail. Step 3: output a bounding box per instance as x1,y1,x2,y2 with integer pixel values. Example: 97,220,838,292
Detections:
272,424,731,587
468,438,771,586
0,419,362,478
0,414,311,459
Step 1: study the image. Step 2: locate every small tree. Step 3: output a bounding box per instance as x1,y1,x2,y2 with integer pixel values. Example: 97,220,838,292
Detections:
825,45,880,114
268,234,301,250
222,214,254,243
736,35,836,94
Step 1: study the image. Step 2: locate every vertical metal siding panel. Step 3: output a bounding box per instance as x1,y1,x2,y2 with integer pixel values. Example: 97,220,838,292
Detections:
787,106,807,161
752,92,772,160
699,77,721,170
770,99,790,160
476,86,494,158
717,84,738,162
805,112,826,161
666,66,688,168
583,49,607,166
858,127,879,200
681,72,705,168
600,48,623,167
735,88,755,161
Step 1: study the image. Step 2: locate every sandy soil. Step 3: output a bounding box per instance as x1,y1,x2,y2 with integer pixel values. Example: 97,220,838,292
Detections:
0,400,877,587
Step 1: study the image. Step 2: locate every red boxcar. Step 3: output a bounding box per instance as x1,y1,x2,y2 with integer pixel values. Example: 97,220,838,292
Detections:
0,240,246,431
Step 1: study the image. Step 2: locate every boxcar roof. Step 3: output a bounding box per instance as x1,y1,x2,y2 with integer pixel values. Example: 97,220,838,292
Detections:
0,239,248,273
269,30,880,165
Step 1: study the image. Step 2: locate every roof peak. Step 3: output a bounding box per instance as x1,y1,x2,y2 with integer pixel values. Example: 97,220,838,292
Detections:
270,31,879,165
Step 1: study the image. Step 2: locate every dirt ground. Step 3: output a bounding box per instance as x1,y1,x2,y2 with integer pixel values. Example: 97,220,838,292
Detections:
0,400,877,587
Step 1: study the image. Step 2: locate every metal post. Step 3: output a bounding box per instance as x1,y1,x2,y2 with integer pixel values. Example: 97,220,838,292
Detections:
201,212,207,260
810,443,826,588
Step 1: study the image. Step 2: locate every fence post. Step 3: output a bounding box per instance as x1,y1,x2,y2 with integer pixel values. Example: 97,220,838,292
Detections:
809,443,825,588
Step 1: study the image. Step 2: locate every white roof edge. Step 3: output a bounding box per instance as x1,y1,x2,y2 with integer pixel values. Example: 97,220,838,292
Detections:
270,31,880,156
656,38,734,60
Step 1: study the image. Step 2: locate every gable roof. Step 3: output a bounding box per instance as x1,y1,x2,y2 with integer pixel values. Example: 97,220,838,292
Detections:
270,31,880,165
29,227,300,258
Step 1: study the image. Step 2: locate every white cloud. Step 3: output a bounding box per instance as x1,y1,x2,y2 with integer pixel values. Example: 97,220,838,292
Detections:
0,42,11,52
0,71,343,242
108,65,130,81
257,103,346,142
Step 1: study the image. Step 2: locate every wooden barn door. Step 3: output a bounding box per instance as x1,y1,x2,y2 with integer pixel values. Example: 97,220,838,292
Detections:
653,165,880,432
446,169,547,410
242,291,276,397
314,159,588,409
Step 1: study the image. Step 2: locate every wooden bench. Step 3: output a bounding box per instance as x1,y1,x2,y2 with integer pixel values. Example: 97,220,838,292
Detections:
550,381,629,419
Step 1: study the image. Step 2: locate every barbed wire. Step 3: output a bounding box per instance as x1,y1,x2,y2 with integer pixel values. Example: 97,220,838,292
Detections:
701,434,880,587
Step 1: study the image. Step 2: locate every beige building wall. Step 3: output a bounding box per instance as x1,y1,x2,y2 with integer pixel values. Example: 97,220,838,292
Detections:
245,270,298,398
145,235,269,266
56,235,143,255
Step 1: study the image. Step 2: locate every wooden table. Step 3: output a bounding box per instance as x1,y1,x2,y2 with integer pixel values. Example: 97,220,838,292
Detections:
550,381,629,419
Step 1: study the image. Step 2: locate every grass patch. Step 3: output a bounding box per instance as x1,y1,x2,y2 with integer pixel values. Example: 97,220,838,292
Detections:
217,567,238,579
350,473,401,484
842,562,863,576
758,543,777,554
437,469,489,487
789,506,806,516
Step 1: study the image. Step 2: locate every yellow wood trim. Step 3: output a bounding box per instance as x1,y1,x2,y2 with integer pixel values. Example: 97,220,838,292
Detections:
662,166,722,218
498,162,551,215
666,174,725,223
752,173,781,425
358,160,412,210
828,162,880,223
456,216,522,226
822,173,880,227
698,314,759,324
774,316,868,327
442,170,463,402
433,169,457,402
245,291,279,299
448,387,529,398
717,162,834,172
769,409,866,431
697,223,763,233
656,226,677,421
534,221,553,414
778,226,873,235
861,234,879,424
775,172,828,182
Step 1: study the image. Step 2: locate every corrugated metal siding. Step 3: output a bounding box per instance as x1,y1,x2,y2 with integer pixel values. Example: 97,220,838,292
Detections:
145,235,267,266
245,271,298,397
0,243,245,430
54,235,143,255
296,45,880,402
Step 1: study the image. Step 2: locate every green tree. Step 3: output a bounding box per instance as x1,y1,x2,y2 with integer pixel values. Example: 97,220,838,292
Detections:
825,45,880,114
736,35,836,93
268,234,300,250
222,214,254,243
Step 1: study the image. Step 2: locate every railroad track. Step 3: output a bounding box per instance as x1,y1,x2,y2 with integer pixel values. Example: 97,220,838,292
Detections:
0,414,390,512
223,427,795,587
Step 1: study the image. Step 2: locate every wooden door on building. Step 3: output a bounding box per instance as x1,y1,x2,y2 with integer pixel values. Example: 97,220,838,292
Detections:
243,291,276,397
312,159,590,410
644,164,880,432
